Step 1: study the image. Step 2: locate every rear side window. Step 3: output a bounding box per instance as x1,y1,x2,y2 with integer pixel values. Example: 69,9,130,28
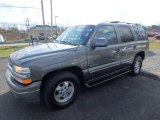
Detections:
133,27,147,40
95,25,118,45
117,26,134,42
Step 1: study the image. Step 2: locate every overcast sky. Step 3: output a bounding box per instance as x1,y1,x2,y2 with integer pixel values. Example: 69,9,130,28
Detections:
0,0,160,27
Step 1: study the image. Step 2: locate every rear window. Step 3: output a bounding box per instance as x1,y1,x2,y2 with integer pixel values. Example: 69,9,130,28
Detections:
117,26,134,43
133,26,147,40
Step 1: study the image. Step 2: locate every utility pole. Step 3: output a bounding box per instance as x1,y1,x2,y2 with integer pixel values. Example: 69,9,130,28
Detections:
55,16,58,36
25,18,30,30
25,18,30,38
41,0,47,42
50,0,53,36
25,18,32,45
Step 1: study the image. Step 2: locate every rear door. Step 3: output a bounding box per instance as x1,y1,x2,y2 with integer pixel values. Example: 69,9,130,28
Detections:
116,25,136,67
132,26,149,56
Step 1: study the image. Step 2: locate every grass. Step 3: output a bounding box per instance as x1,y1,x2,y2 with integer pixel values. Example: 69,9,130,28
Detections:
0,45,28,58
149,40,160,50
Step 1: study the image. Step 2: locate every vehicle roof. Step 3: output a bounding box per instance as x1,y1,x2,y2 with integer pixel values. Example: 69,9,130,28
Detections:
97,21,142,27
73,21,143,28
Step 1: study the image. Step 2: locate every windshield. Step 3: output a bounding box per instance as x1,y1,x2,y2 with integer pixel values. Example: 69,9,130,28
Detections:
56,25,95,45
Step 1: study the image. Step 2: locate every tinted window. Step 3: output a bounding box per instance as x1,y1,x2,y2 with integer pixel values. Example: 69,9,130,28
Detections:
133,27,147,40
118,26,134,42
95,26,117,45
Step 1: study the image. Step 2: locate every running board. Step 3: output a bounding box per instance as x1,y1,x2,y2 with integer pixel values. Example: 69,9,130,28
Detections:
85,70,131,87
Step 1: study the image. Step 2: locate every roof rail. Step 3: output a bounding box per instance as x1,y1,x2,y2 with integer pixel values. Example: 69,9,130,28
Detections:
102,21,120,23
100,21,141,26
110,21,132,24
110,21,120,23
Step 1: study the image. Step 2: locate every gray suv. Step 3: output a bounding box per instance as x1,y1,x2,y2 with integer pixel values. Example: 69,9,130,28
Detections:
6,21,149,109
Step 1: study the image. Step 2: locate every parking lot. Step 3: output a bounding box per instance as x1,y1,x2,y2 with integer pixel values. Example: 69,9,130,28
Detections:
0,50,160,120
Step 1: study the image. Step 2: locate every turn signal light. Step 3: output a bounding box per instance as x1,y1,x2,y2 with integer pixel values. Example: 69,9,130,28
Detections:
15,78,32,85
21,79,32,85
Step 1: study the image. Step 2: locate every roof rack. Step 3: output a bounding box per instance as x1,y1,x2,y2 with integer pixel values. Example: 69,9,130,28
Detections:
110,21,121,23
101,21,140,25
110,21,132,24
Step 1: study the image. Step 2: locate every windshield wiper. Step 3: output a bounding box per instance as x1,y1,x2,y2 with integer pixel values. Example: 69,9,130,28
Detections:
53,40,77,46
60,41,76,46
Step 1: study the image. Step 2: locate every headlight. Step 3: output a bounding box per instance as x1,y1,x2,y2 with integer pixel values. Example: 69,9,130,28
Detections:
14,65,30,74
14,65,32,85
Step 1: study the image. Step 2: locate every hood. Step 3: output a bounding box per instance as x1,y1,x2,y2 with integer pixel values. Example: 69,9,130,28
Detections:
10,43,77,65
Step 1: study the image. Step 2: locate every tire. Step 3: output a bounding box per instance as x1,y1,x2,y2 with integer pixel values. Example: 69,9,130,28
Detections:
40,71,80,109
130,56,142,76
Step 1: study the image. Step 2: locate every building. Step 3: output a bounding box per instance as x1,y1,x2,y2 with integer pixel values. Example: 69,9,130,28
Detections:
30,25,57,37
0,34,5,42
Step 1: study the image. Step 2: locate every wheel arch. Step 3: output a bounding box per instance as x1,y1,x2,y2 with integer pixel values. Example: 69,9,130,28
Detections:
135,51,145,60
41,66,85,86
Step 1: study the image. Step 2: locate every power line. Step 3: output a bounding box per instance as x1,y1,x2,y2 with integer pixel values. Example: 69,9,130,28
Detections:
0,5,40,9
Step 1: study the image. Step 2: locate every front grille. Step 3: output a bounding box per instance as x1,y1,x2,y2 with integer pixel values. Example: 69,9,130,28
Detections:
8,63,13,72
10,72,26,87
9,63,13,68
10,75,17,84
8,57,15,69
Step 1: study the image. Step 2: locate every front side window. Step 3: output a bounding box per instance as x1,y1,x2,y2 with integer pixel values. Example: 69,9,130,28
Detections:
118,26,134,42
56,25,95,45
94,25,118,45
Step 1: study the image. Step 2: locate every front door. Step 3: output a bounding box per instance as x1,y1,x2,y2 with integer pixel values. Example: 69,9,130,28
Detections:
87,25,121,80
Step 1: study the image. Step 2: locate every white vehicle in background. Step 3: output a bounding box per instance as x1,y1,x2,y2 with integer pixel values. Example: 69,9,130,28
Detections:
0,34,5,42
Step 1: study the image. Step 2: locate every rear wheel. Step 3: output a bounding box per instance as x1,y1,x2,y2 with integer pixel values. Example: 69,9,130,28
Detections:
40,71,80,109
130,56,142,75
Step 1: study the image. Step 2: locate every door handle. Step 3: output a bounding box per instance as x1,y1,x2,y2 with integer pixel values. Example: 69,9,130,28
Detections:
112,49,120,53
133,46,136,49
116,48,120,52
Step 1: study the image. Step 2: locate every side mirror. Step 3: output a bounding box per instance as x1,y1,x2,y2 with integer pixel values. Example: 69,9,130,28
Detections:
91,38,108,48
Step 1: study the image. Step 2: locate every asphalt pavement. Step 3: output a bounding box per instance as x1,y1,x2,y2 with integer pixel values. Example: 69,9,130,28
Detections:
1,58,160,120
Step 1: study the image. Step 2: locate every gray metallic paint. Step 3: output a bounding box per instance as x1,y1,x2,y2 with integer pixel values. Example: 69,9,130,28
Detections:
6,23,149,101
9,24,148,83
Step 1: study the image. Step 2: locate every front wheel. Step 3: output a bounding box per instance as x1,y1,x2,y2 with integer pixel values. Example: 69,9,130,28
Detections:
40,71,80,109
130,56,142,75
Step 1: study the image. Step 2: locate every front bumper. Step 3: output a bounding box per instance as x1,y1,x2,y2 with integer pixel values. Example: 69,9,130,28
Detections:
5,69,41,102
